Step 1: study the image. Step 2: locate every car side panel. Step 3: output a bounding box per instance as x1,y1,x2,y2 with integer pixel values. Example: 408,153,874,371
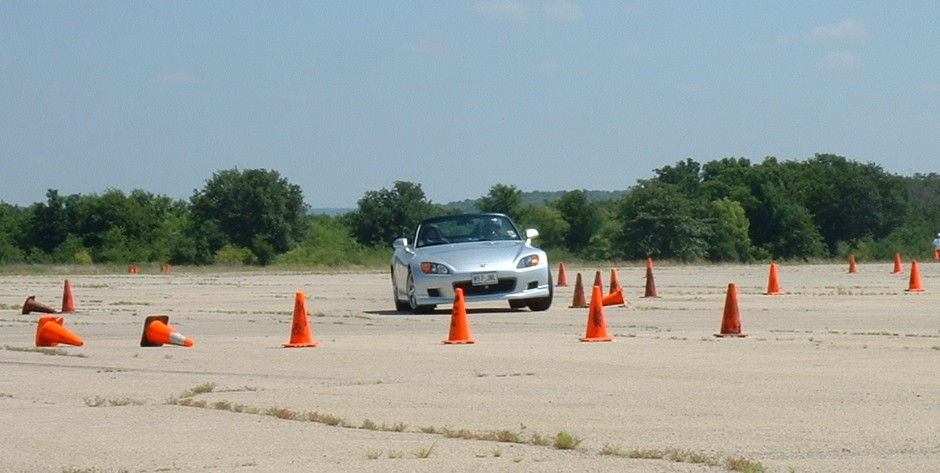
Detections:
391,249,415,302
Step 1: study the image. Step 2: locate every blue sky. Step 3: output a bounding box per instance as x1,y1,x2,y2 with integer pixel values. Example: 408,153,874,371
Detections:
2,1,938,209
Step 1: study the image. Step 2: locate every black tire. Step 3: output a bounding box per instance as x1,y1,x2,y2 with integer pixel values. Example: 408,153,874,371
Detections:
394,296,410,312
526,269,553,312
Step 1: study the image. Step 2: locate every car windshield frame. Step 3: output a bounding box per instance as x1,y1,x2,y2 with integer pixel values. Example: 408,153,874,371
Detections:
414,214,523,248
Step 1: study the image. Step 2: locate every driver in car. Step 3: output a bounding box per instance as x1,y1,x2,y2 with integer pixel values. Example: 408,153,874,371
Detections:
482,219,502,240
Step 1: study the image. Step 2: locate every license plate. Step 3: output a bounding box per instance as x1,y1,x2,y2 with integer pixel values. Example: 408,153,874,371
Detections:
471,271,498,286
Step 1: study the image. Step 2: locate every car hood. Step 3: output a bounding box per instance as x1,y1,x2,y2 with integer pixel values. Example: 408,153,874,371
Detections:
417,241,537,269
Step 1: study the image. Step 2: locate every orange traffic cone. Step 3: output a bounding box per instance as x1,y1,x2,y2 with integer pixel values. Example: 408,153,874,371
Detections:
602,287,626,306
129,265,139,274
848,255,858,274
61,279,76,313
283,291,320,347
593,271,604,291
609,268,622,294
892,253,903,274
765,262,785,295
140,315,194,347
906,260,925,292
643,264,659,298
716,283,746,337
160,263,172,272
444,288,475,344
556,263,569,287
22,295,57,315
569,273,588,308
35,316,84,347
580,285,615,342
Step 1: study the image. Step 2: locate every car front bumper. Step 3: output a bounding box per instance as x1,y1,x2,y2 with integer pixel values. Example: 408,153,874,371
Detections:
412,266,551,306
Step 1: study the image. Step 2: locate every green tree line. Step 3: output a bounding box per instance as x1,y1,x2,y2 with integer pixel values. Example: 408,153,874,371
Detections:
2,155,939,267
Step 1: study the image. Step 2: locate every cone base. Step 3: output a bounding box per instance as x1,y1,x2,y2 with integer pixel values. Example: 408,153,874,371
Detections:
905,289,925,293
642,295,660,298
579,337,615,342
765,291,786,295
443,339,476,344
714,333,747,338
36,341,84,347
568,304,588,309
283,341,320,348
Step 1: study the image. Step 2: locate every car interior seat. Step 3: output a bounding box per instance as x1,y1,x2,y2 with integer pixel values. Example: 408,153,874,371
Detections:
420,225,444,246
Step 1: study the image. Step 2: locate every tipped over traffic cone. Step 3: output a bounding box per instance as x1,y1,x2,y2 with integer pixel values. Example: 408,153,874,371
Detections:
848,255,858,274
580,285,614,342
444,288,475,344
61,280,75,313
602,287,626,307
609,268,622,294
906,260,925,292
569,273,588,308
765,263,785,295
643,264,659,298
556,263,569,287
35,315,84,347
22,295,57,315
140,315,193,347
284,291,320,347
892,253,903,274
716,283,746,338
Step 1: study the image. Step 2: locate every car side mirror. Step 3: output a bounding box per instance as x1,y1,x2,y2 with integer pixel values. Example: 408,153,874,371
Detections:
525,228,539,240
392,237,409,249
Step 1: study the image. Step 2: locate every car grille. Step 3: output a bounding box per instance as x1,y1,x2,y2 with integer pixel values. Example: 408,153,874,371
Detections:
453,278,517,296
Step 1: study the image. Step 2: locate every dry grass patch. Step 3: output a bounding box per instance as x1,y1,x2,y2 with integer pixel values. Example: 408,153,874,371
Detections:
552,431,583,450
179,382,216,398
3,344,86,357
109,300,152,306
601,445,765,472
83,396,146,407
413,443,436,458
165,383,767,470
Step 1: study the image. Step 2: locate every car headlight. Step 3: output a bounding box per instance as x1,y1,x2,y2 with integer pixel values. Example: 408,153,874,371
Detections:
420,262,451,274
517,254,541,268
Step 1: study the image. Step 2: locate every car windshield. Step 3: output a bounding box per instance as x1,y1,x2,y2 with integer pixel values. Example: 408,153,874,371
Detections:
415,215,521,247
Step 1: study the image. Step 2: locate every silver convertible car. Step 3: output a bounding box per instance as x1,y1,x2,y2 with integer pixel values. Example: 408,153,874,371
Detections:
391,213,553,313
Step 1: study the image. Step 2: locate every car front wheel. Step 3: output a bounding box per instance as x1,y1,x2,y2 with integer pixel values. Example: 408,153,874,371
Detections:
526,269,553,312
407,271,436,314
394,291,410,312
392,266,410,312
